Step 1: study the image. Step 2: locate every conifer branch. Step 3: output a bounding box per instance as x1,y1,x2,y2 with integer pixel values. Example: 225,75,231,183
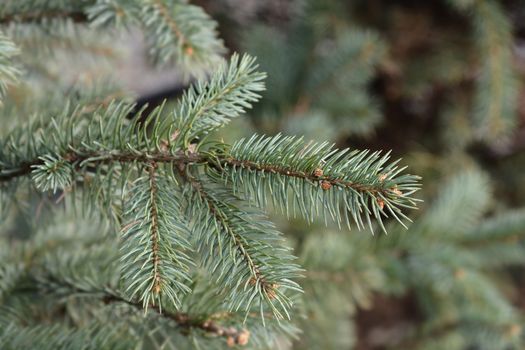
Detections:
176,53,265,145
3,0,525,347
87,0,225,73
184,172,261,280
0,150,203,183
184,172,269,289
471,0,517,143
221,157,383,194
1,136,419,236
211,134,420,232
31,270,251,345
449,0,518,143
147,163,162,297
148,0,186,47
1,0,225,74
0,52,420,344
181,171,302,321
0,30,21,101
101,293,250,344
120,164,193,311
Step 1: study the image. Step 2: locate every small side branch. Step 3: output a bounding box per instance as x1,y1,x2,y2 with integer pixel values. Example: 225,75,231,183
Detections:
150,0,187,47
0,151,205,183
147,162,162,295
101,293,249,344
179,169,271,293
38,272,253,345
222,157,386,195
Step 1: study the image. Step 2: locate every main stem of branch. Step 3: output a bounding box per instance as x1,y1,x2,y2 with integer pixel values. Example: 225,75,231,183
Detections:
0,148,391,199
148,162,162,296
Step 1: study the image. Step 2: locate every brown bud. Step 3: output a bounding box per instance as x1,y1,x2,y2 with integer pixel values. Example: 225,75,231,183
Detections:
454,268,465,280
185,46,194,56
187,143,197,154
320,181,332,190
154,283,161,294
236,330,250,346
391,186,402,196
505,235,519,243
207,323,220,333
378,173,387,182
377,198,385,210
313,168,323,177
226,336,235,347
265,283,278,300
160,139,169,152
170,130,180,141
63,153,76,162
508,324,521,337
174,313,188,323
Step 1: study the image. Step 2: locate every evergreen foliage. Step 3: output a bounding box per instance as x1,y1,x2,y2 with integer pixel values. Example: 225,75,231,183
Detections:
295,170,525,349
242,12,386,139
0,30,20,102
212,0,525,348
0,1,420,348
2,0,525,349
1,0,225,76
215,134,419,232
449,0,518,144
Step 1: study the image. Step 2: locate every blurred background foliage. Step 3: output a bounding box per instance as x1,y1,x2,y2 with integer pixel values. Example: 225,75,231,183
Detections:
2,0,525,349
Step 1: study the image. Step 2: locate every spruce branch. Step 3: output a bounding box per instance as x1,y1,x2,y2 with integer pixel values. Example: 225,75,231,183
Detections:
31,251,296,349
422,170,491,237
0,0,89,25
1,119,419,237
136,0,226,70
0,53,420,337
143,0,190,50
120,163,193,312
88,0,226,73
102,294,253,346
0,322,135,350
449,0,518,143
0,151,200,183
2,0,225,74
472,0,517,143
35,269,250,344
0,30,21,101
175,53,266,146
242,24,386,137
1,115,419,236
4,276,250,348
211,134,421,233
181,171,302,322
30,154,73,194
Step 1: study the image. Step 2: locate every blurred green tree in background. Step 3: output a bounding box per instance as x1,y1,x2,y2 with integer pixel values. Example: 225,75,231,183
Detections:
1,0,525,349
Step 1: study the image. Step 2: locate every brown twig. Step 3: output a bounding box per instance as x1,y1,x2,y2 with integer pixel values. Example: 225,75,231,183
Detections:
222,157,387,195
101,293,250,346
0,151,204,183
